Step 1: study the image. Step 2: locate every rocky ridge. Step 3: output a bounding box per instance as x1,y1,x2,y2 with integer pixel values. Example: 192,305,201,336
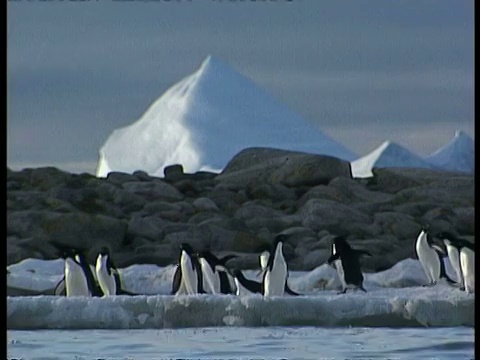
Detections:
7,147,475,273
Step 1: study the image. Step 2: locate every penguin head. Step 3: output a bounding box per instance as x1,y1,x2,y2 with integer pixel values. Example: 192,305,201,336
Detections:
198,250,220,265
99,246,110,257
180,243,195,255
272,234,287,254
332,235,350,252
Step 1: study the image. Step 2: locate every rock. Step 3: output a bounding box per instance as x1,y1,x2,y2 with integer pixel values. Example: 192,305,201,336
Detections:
216,147,352,187
5,148,475,272
122,180,184,202
192,197,219,212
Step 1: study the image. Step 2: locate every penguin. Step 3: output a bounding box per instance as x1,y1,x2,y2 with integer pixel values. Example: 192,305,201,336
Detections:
262,234,300,297
73,250,104,297
414,227,455,286
198,251,236,294
51,243,102,297
173,243,205,295
95,247,135,296
327,236,370,294
435,231,475,293
232,269,262,296
257,243,300,296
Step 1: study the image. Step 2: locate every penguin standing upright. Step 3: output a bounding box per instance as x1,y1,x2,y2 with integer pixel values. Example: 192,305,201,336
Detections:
173,243,204,295
327,236,371,294
95,247,134,296
415,227,455,286
257,242,300,296
435,231,475,293
263,234,295,297
198,251,236,294
74,250,103,297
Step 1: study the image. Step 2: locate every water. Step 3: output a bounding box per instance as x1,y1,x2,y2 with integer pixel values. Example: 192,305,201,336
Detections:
7,327,474,359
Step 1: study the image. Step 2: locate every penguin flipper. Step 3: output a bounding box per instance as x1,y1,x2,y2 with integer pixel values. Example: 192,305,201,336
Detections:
171,265,182,295
54,276,66,296
284,283,301,296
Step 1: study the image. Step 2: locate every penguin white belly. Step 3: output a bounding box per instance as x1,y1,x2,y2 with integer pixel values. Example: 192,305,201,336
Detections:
200,258,220,294
446,244,463,284
460,248,475,294
334,259,347,289
65,259,90,297
180,252,198,295
264,257,287,297
416,240,440,283
96,267,116,296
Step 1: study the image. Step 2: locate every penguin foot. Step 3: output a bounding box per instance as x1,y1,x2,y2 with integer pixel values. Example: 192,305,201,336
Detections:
460,286,466,291
337,289,347,295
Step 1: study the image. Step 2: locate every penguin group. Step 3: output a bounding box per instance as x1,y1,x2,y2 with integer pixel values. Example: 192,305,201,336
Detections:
171,234,300,297
415,226,475,294
52,242,135,297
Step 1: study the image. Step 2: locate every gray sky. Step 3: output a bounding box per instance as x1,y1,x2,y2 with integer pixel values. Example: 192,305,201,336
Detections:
7,0,474,174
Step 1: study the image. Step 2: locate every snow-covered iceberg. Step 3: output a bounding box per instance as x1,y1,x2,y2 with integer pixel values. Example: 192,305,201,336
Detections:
424,130,474,173
7,257,474,329
351,140,438,178
96,55,357,177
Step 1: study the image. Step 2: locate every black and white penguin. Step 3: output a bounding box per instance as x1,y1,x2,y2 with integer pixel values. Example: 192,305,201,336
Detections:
415,227,455,286
262,234,299,297
172,243,205,295
198,251,236,294
327,236,370,294
95,247,135,296
55,246,102,297
95,247,118,296
435,231,475,293
73,250,103,297
257,243,300,296
232,269,262,296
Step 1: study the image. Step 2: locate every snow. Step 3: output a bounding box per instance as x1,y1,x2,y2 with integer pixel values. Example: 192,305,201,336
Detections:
96,55,358,178
350,140,438,178
424,130,474,173
7,257,474,329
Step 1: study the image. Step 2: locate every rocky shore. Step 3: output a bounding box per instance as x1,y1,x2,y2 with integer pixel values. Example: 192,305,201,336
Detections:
7,147,474,272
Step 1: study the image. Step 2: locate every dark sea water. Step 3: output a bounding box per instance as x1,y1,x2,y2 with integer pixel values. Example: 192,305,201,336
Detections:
7,326,474,359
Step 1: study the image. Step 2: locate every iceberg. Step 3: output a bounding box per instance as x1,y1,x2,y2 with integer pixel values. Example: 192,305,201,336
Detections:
96,55,357,177
7,257,474,329
424,130,474,173
351,140,438,178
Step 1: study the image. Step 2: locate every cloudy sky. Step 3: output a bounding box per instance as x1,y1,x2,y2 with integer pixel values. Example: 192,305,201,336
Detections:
7,0,474,174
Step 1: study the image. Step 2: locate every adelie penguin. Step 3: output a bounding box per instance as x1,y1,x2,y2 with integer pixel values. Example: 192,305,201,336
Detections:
171,243,205,295
197,251,237,294
262,234,300,297
435,231,475,293
415,227,455,287
95,247,135,296
327,235,371,294
53,244,102,297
